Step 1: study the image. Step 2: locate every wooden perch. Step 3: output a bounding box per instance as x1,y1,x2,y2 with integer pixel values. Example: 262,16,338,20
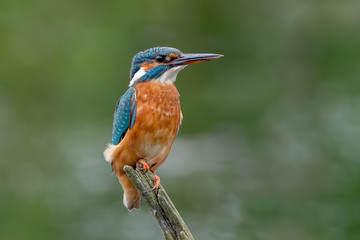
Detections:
124,164,194,240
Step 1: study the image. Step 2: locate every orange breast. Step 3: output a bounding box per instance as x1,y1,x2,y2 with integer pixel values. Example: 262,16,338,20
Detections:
126,80,181,160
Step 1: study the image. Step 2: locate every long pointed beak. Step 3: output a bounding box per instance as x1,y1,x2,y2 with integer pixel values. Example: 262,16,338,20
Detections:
171,53,223,66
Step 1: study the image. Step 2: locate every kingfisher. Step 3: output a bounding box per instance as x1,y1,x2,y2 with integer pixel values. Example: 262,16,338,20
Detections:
103,47,223,211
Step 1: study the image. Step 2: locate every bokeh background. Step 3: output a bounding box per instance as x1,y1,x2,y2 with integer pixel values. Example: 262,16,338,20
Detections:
1,0,360,239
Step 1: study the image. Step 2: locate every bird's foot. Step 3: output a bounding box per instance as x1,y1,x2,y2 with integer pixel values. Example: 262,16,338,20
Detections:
153,173,160,189
136,160,150,170
148,172,160,192
135,161,160,191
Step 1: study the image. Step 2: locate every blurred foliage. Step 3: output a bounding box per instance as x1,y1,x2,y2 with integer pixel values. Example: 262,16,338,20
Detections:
1,0,360,239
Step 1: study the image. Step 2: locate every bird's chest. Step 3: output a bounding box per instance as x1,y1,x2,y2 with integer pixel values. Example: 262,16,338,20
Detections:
132,81,181,157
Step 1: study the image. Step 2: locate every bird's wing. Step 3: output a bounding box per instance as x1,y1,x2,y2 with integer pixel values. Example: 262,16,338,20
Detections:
111,87,137,145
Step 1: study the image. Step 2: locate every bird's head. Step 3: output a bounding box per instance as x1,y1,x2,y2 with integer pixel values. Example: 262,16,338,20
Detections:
129,47,223,87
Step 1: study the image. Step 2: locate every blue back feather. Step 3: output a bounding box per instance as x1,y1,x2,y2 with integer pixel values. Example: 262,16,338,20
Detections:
112,87,137,145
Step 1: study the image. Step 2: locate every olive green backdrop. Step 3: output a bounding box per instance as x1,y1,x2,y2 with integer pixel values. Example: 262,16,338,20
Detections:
1,0,359,239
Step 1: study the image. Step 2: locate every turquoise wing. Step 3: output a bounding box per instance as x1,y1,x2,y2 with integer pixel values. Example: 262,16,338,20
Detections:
111,87,137,145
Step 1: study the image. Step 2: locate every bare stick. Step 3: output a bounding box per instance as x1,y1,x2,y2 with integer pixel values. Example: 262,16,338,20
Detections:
123,164,194,240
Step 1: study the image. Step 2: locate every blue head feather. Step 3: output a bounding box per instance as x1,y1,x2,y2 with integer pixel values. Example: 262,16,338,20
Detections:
130,47,183,79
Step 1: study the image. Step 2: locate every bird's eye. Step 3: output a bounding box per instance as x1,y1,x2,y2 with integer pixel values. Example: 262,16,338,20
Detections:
155,55,166,63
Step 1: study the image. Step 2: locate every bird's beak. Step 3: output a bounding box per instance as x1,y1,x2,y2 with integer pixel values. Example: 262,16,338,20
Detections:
171,53,223,66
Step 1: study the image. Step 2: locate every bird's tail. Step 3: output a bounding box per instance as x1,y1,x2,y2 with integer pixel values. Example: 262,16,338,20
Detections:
118,173,141,211
103,144,116,163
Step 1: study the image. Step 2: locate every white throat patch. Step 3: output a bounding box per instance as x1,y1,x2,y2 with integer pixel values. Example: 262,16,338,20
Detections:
129,68,146,87
129,65,186,86
157,66,186,84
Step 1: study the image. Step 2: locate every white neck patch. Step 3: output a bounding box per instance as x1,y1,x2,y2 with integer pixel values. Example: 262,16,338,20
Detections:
129,65,186,86
157,66,186,84
129,68,146,87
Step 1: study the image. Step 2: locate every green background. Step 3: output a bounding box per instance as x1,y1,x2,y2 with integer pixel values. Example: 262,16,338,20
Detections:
1,0,360,239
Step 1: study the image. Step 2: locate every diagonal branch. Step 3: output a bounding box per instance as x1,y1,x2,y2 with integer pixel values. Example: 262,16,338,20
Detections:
124,164,194,240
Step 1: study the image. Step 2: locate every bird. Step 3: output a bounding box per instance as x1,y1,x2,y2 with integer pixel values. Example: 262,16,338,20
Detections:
103,47,223,211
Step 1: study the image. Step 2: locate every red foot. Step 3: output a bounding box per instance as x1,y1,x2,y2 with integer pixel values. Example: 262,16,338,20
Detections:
153,173,160,189
136,161,160,191
147,171,160,191
137,160,149,170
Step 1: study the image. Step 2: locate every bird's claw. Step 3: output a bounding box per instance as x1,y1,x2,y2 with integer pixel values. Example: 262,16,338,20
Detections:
150,174,160,191
135,160,160,191
153,174,160,189
145,173,160,192
136,160,150,170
